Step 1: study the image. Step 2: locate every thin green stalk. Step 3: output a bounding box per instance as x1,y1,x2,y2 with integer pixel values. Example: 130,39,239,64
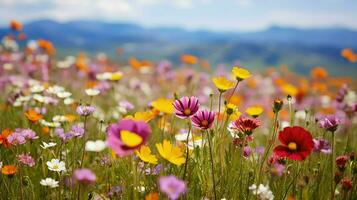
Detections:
207,130,217,200
183,121,192,181
331,132,335,200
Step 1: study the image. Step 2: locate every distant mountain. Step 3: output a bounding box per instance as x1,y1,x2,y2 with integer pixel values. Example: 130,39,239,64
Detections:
1,20,357,76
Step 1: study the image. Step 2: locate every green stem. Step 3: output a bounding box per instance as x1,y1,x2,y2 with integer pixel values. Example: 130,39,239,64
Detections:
183,121,192,181
207,130,217,200
331,133,335,200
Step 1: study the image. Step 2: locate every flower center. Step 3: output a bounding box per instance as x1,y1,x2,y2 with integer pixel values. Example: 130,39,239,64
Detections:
184,108,191,115
288,142,297,151
53,165,59,170
201,120,208,126
120,130,143,147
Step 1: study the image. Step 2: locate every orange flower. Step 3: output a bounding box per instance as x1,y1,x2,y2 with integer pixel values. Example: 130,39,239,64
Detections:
1,165,17,175
311,67,328,79
341,48,357,62
10,20,22,31
37,39,55,55
180,54,198,65
0,129,12,148
25,109,43,124
145,192,159,200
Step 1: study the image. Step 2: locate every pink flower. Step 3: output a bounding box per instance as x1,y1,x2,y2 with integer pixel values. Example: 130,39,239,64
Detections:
159,175,187,200
191,109,215,130
73,168,96,185
17,153,35,167
173,96,200,119
107,119,151,157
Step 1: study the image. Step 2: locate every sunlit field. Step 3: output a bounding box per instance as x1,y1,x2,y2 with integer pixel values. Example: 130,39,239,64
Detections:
1,20,357,200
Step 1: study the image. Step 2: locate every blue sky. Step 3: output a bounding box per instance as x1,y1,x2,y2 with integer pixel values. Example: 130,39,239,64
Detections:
1,0,357,31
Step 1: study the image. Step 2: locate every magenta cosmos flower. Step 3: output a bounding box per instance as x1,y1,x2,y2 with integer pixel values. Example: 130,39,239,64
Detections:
228,116,261,136
159,175,187,200
173,96,200,119
107,119,151,157
191,109,215,130
319,115,341,132
73,168,96,185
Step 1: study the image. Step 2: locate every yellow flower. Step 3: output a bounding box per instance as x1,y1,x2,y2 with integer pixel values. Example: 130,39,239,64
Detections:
230,110,242,121
281,84,298,96
136,145,158,164
226,103,237,115
212,77,235,92
156,140,185,166
245,106,264,117
125,111,156,122
152,98,174,114
232,66,251,81
110,71,123,81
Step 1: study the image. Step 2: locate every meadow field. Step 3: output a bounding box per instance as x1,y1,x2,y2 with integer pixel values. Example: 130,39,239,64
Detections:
0,20,357,200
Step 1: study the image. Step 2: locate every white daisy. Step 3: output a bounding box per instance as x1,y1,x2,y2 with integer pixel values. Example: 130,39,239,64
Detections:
85,140,107,152
85,88,100,96
40,142,57,149
46,159,66,172
40,178,59,188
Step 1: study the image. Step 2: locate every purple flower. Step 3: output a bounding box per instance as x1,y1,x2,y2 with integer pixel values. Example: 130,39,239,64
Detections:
70,124,85,138
313,138,331,154
243,146,252,158
107,185,123,198
16,128,38,140
55,128,73,142
191,109,215,130
7,132,26,145
319,115,341,132
159,175,187,200
271,163,285,177
76,105,95,116
119,100,134,110
107,119,151,157
255,146,265,155
73,168,96,185
173,96,200,119
17,153,35,167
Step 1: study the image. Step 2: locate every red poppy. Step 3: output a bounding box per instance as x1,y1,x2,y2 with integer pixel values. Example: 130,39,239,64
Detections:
273,126,314,161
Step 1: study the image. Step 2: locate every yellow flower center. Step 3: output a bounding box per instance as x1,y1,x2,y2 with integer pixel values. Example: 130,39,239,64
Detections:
288,142,297,151
184,108,191,115
53,165,59,170
121,130,143,147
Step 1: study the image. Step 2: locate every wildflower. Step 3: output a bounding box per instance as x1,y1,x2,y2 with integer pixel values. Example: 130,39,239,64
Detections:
226,103,237,115
152,98,174,114
313,138,331,154
73,168,96,185
341,177,353,191
40,178,59,188
243,146,252,157
336,155,349,172
10,20,22,31
85,140,106,152
109,71,123,81
173,96,200,119
191,109,215,130
125,111,156,122
273,126,314,161
25,109,43,124
281,84,298,96
107,119,151,157
17,153,35,167
228,116,261,136
159,175,187,200
319,115,341,132
249,184,274,200
270,163,285,177
212,77,235,92
107,185,123,198
46,159,66,172
273,99,283,113
180,54,198,65
1,165,17,176
76,105,95,116
0,128,12,148
69,124,85,137
16,128,38,140
311,67,328,79
40,142,57,149
232,66,251,81
245,106,264,117
145,192,159,200
156,140,185,166
7,131,26,145
85,88,100,96
136,145,158,164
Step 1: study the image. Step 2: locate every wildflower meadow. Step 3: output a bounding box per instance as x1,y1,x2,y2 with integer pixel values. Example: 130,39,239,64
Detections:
1,20,357,200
